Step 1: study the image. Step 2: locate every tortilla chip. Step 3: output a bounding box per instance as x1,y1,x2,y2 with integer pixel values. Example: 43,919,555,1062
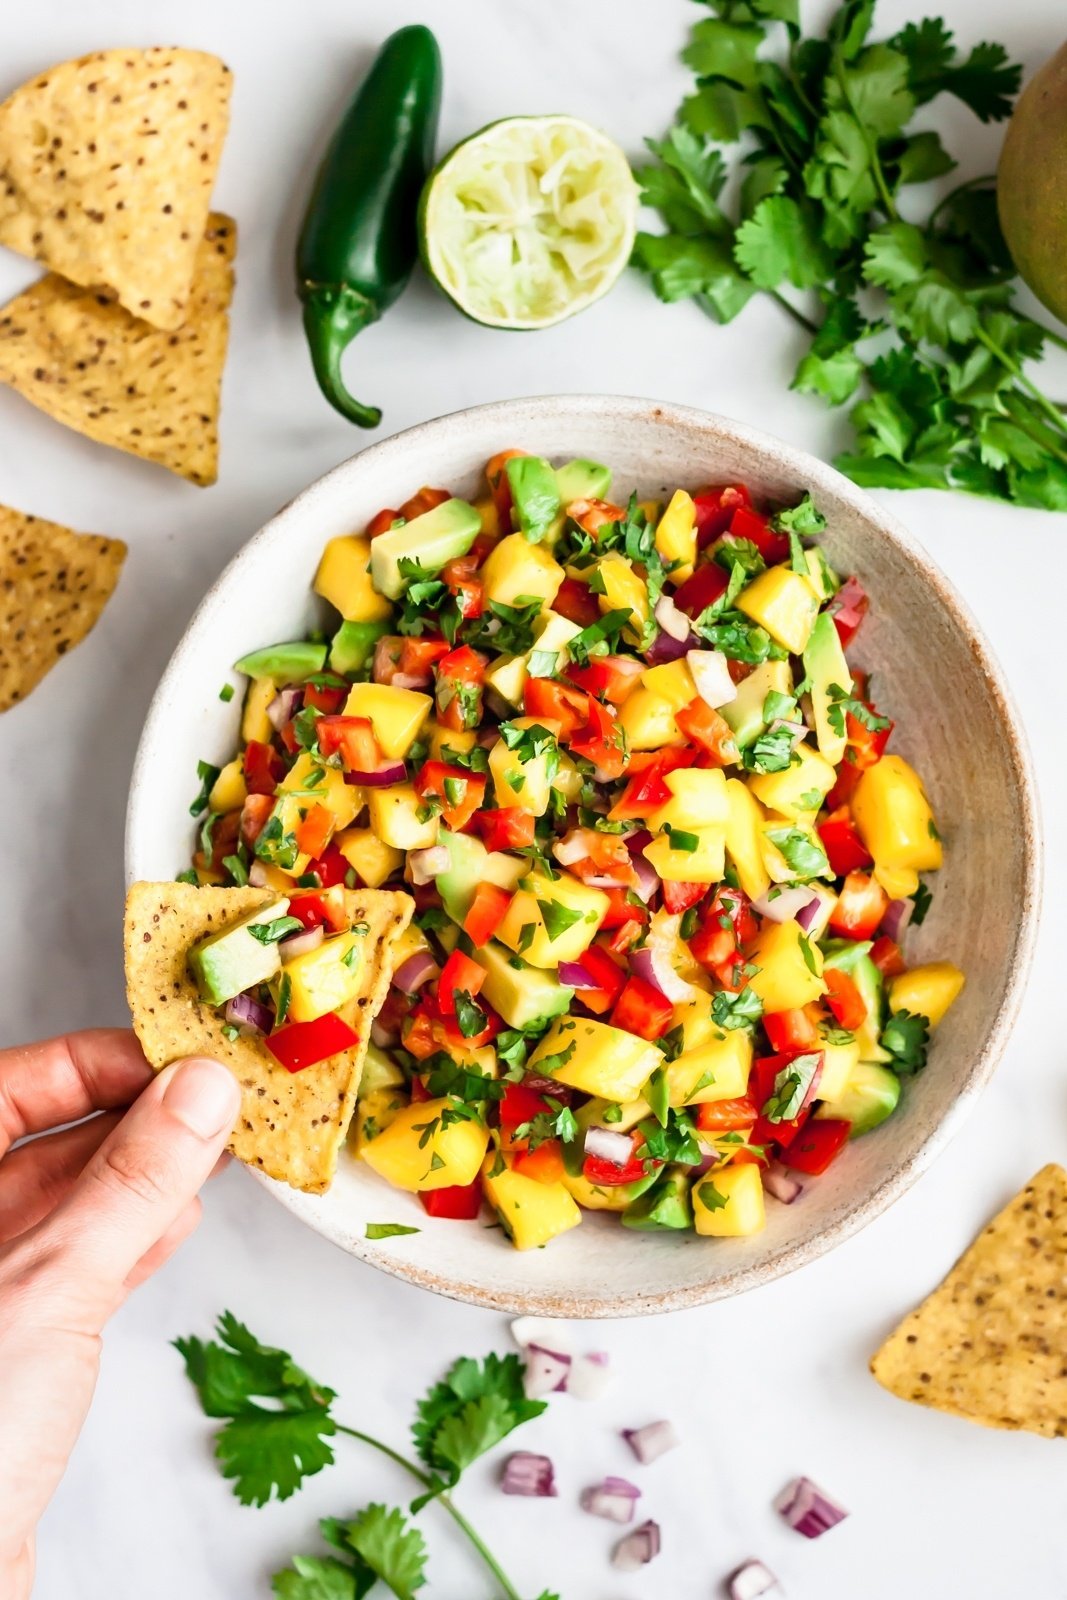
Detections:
0,47,231,330
0,214,235,484
124,882,413,1194
0,502,125,711
871,1165,1067,1437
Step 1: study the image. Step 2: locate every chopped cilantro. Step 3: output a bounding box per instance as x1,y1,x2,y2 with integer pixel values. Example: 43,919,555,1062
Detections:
365,1223,420,1239
222,854,248,886
526,649,559,679
698,1181,728,1212
176,867,199,885
761,1052,822,1123
710,985,763,1030
454,991,488,1039
248,916,304,945
826,683,892,738
741,726,799,774
189,759,221,818
880,1009,930,1074
765,826,830,880
910,881,933,926
536,898,584,942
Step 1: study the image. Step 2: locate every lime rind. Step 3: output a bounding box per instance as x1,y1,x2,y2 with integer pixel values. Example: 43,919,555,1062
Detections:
421,115,638,330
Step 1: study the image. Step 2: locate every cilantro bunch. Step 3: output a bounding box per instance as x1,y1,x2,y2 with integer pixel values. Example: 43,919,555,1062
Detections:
175,1313,558,1600
634,0,1067,509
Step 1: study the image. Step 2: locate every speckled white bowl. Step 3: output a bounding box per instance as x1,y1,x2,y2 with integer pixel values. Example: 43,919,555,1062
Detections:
126,396,1041,1316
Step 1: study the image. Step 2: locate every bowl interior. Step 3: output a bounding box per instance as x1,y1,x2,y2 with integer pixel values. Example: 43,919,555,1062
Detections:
126,396,1039,1316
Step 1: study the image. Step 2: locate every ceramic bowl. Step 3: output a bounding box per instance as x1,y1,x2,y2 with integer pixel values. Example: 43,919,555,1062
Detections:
126,395,1040,1316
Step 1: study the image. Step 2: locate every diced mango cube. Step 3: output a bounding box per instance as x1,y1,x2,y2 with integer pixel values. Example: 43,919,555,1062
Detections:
644,826,726,883
427,722,477,762
724,778,771,901
351,1087,408,1154
209,757,247,814
488,717,560,815
360,1098,489,1192
365,784,440,850
597,551,649,635
619,688,684,749
343,682,432,759
736,565,820,653
335,827,403,887
693,1161,766,1236
648,767,729,830
889,962,965,1028
241,676,275,744
528,1017,661,1102
748,745,836,820
747,919,826,1011
284,929,366,1023
480,533,564,608
280,752,360,831
641,658,697,712
655,489,697,581
484,1162,582,1249
314,535,392,622
817,1031,860,1100
852,754,942,874
496,870,607,968
666,1028,753,1106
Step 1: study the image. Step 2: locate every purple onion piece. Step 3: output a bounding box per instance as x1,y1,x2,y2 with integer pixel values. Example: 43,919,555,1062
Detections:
613,1519,661,1571
566,1351,612,1401
630,852,660,905
501,1452,557,1497
408,844,449,885
645,627,690,665
762,1161,803,1205
775,1476,848,1538
392,950,439,993
558,959,597,989
583,1126,635,1167
654,593,691,641
224,991,272,1035
727,1558,780,1599
621,1419,679,1465
624,828,654,854
343,759,408,788
794,894,824,934
752,885,817,925
370,1019,399,1049
880,896,913,943
279,924,325,961
522,1344,571,1399
580,1476,641,1524
687,648,736,709
267,685,303,732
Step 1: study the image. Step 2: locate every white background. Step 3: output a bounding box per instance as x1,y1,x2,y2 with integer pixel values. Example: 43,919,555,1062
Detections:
3,1,1067,1596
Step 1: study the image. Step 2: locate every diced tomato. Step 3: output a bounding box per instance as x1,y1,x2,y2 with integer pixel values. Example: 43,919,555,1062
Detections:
661,879,708,915
400,486,451,522
486,449,524,523
818,805,873,876
303,681,346,715
436,645,488,731
598,885,647,931
240,792,274,848
551,575,601,627
403,1005,438,1061
463,882,513,947
499,1082,552,1129
826,756,862,811
277,719,301,756
373,635,405,684
604,917,646,956
567,498,625,539
564,654,644,705
266,1011,360,1072
473,807,535,851
308,843,352,887
569,695,627,778
419,1179,484,1219
610,976,674,1040
829,576,869,648
243,740,284,796
608,749,692,820
763,1008,820,1054
414,760,486,831
583,1135,650,1187
443,554,484,620
399,636,451,684
512,1141,566,1183
317,715,382,775
294,802,335,859
524,677,590,738
436,950,486,1016
828,871,888,939
673,561,729,619
694,1094,759,1133
783,1118,851,1175
727,504,790,566
675,698,739,764
706,885,758,946
288,885,349,933
688,921,736,972
693,483,750,546
823,968,867,1031
751,1050,823,1149
870,934,907,979
846,706,893,770
409,1073,432,1103
366,507,401,538
572,944,627,1015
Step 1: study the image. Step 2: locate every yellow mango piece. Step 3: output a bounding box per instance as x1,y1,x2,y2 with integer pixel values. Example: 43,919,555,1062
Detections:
655,488,697,581
736,565,820,653
670,991,719,1055
208,756,247,814
561,1169,636,1212
852,754,941,874
648,767,729,830
528,1017,661,1102
760,821,830,884
351,1086,408,1154
641,657,697,712
497,869,607,968
748,744,836,820
724,778,771,901
488,716,561,815
553,753,583,801
667,1028,753,1106
343,682,432,759
365,784,439,850
484,1162,582,1249
619,687,684,750
248,862,293,893
280,752,360,830
427,722,477,762
361,1098,489,1192
335,827,403,888
747,919,826,1011
474,494,501,538
817,1030,860,1100
314,535,392,622
874,862,920,899
485,653,528,708
693,1161,766,1236
644,826,726,883
480,532,564,608
597,551,649,634
889,962,965,1028
241,676,275,744
284,929,366,1024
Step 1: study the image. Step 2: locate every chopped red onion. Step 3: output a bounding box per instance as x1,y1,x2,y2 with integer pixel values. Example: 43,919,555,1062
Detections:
692,1141,720,1176
727,1559,780,1599
752,885,817,924
343,758,407,788
795,894,825,934
621,1419,679,1465
583,872,631,890
612,1520,661,1571
567,1351,612,1400
775,1476,848,1538
831,574,868,634
654,593,691,641
630,853,660,905
392,950,439,993
279,924,325,961
687,648,736,708
583,1126,635,1167
408,844,449,885
511,1315,574,1353
267,685,303,732
522,1345,572,1399
248,861,270,888
580,1476,641,1524
880,896,913,942
391,672,426,691
224,991,272,1034
629,914,700,1002
558,959,597,989
645,626,690,665
501,1452,557,1497
762,1161,803,1204
370,1019,399,1048
552,830,593,867
768,716,809,744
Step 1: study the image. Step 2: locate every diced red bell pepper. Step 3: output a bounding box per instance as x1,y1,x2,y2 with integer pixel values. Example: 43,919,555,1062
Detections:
287,885,350,933
694,1094,759,1133
302,681,347,715
828,871,888,940
728,504,789,566
608,749,691,820
413,760,486,831
511,1141,566,1183
763,1008,820,1054
294,802,334,859
436,949,486,1016
583,1136,650,1188
409,1074,432,1103
568,498,626,539
243,740,284,796
596,887,648,935
870,934,907,979
673,561,729,619
661,879,708,915
706,885,758,945
846,706,893,770
499,1082,552,1129
277,719,301,756
751,1050,823,1149
436,645,488,731
486,449,524,523
610,975,674,1041
569,695,627,778
400,486,451,521
826,756,861,810
524,676,590,738
240,793,274,848
578,944,627,1003
693,483,750,547
443,552,485,614
266,1010,360,1072
399,637,451,684
603,918,646,957
823,968,867,1031
463,882,513,947
783,1118,851,1175
366,507,401,538
308,843,352,888
564,654,644,705
688,921,736,972
419,1179,484,1219
551,575,601,627
675,698,739,764
473,807,536,851
818,805,873,875
829,576,869,648
373,635,406,684
316,714,382,774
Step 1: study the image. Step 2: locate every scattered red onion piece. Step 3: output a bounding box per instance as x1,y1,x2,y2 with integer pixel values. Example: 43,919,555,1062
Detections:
623,828,653,854
752,885,817,925
579,1476,641,1524
767,717,808,744
687,648,736,708
343,758,407,787
391,672,426,691
795,894,826,935
621,1419,679,1465
511,1316,574,1353
392,950,439,993
629,852,660,905
630,916,701,1002
762,1162,803,1205
224,991,272,1034
558,959,597,989
522,1344,571,1399
775,1476,848,1538
612,1519,661,1571
654,593,691,641
267,685,303,732
645,626,690,665
247,861,270,888
583,1126,635,1167
727,1558,780,1599
279,924,324,961
408,844,449,885
566,1351,612,1401
880,896,913,942
370,1019,399,1048
501,1452,557,1497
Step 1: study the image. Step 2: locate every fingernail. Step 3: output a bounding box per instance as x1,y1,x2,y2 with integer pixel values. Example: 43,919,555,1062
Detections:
163,1057,239,1139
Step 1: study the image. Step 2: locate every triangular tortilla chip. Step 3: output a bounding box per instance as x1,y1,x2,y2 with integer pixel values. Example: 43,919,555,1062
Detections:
0,214,235,484
0,502,125,711
124,882,413,1194
871,1165,1067,1437
0,47,231,329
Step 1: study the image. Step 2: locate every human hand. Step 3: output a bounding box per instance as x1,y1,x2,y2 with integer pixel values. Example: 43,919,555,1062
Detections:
0,1030,240,1600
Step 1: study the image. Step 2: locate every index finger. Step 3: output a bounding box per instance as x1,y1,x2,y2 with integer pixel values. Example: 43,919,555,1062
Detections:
0,1029,154,1157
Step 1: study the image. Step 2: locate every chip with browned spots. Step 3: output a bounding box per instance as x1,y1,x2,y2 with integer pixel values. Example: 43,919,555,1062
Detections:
124,882,414,1194
0,502,125,711
0,214,235,484
871,1165,1067,1437
0,47,231,329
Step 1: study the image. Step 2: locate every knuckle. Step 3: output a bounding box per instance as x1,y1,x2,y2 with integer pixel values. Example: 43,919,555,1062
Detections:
96,1135,181,1209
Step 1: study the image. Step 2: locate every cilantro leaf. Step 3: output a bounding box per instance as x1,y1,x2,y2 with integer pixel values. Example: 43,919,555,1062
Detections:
710,985,764,1029
411,1353,546,1494
190,759,221,818
365,1223,421,1240
880,1008,930,1073
343,1506,427,1600
248,915,305,945
698,1180,729,1212
826,681,891,737
764,826,830,879
734,194,833,290
536,897,584,942
272,1554,373,1600
910,881,933,926
760,1051,822,1122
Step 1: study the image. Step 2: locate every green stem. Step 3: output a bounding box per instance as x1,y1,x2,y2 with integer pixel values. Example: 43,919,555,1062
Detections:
335,1425,523,1600
771,289,819,336
832,62,898,221
975,325,1067,443
927,174,995,228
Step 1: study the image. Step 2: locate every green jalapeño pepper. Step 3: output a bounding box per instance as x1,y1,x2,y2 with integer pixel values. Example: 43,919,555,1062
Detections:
296,26,442,428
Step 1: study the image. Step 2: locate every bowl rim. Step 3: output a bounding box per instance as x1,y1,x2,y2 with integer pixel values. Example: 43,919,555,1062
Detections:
126,393,1043,1316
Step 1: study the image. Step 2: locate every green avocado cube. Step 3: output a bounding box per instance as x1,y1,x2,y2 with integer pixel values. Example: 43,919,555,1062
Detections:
474,941,574,1031
369,498,480,600
622,1168,694,1231
330,618,390,675
188,897,290,1007
233,641,327,680
506,455,561,542
815,1059,901,1136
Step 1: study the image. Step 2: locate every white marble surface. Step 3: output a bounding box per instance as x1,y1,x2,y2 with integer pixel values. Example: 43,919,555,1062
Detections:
4,0,1067,1595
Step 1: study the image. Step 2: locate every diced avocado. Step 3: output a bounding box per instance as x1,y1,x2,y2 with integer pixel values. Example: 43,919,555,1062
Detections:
359,1041,406,1096
823,942,892,1062
474,940,574,1031
803,611,853,765
233,641,327,680
720,658,793,747
330,618,390,675
622,1168,694,1231
556,457,612,504
436,829,524,923
369,498,480,600
561,1165,660,1211
505,454,561,542
816,1059,901,1136
188,897,289,1006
